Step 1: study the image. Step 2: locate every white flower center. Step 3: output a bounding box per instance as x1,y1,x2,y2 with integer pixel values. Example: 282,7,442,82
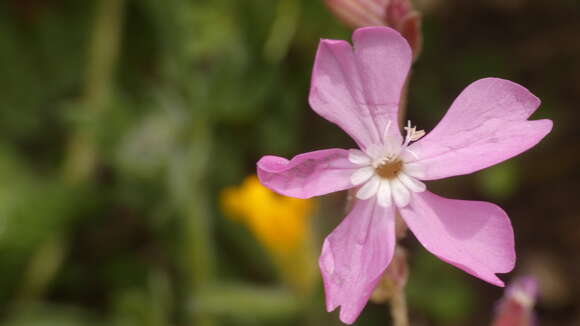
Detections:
349,121,426,208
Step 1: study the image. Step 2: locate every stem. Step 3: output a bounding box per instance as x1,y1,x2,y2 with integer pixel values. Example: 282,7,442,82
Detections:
168,119,215,326
187,150,216,326
390,290,409,326
63,0,125,183
13,236,67,309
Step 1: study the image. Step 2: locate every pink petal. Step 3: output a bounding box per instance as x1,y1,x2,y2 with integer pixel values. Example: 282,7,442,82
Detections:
319,198,396,324
400,191,515,286
257,148,357,199
309,27,412,149
407,78,553,180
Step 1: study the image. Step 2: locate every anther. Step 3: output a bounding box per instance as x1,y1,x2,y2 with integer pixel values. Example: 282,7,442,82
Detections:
404,120,425,142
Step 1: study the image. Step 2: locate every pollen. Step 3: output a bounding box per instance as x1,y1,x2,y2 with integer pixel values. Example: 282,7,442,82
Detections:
375,160,403,179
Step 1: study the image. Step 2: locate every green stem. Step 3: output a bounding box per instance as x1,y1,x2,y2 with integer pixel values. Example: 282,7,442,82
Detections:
187,128,215,326
64,0,125,183
13,236,67,309
168,119,215,326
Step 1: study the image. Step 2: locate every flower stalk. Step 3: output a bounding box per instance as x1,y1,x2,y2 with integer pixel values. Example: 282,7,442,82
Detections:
389,290,409,326
371,248,409,325
63,0,125,183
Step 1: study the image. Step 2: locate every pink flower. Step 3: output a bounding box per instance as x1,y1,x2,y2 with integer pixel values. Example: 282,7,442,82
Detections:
324,0,422,58
256,27,552,324
491,276,538,326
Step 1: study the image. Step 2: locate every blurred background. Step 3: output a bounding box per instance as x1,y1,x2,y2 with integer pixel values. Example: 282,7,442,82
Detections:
0,0,578,325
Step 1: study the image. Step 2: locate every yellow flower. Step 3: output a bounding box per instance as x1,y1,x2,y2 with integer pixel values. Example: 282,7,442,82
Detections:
220,175,317,294
221,175,313,254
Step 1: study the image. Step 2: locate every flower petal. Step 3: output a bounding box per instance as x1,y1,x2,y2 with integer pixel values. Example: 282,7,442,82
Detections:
397,172,426,192
402,162,425,178
320,198,396,324
351,166,374,186
257,149,357,198
356,175,381,200
399,191,515,286
407,78,553,180
309,27,412,149
376,180,392,207
348,149,371,166
390,177,410,208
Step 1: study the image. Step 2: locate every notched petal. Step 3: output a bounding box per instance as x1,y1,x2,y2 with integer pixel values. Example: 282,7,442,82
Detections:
408,78,553,180
400,191,516,286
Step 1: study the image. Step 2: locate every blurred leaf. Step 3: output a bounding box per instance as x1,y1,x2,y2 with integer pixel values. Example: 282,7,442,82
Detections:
407,249,476,324
111,271,172,326
2,305,97,326
193,285,301,321
477,161,520,200
116,97,188,179
264,0,301,63
0,148,82,252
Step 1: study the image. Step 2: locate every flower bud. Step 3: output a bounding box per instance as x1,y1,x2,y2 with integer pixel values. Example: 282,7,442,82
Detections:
324,0,422,59
491,276,538,326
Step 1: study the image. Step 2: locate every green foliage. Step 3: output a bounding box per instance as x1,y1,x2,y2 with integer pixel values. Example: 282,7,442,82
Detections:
407,250,476,324
477,161,521,200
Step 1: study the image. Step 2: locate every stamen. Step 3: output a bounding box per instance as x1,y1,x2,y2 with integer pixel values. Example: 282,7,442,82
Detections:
382,120,392,141
403,120,425,143
409,130,425,141
405,148,419,159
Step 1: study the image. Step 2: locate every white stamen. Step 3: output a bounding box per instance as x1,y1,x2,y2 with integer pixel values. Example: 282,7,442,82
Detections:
403,120,426,143
382,120,392,141
405,148,419,160
410,130,425,141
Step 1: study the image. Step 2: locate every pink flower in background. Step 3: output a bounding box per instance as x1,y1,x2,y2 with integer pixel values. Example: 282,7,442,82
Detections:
257,27,552,324
324,0,422,58
491,276,538,326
